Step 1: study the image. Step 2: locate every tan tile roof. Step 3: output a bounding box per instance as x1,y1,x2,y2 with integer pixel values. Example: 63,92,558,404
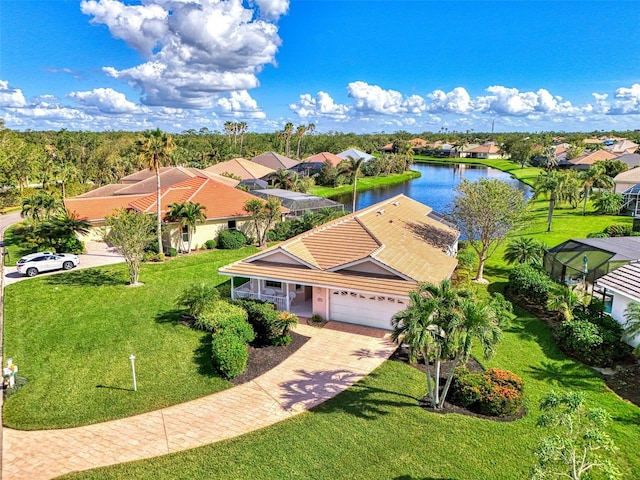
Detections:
220,195,459,295
251,152,299,170
205,158,275,180
570,150,617,165
614,167,640,183
465,144,500,154
302,152,344,167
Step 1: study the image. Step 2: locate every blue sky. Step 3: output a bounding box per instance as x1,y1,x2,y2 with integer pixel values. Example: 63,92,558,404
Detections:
2,0,640,134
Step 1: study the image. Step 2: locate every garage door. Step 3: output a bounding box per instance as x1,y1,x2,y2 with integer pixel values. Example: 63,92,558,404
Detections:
329,290,407,330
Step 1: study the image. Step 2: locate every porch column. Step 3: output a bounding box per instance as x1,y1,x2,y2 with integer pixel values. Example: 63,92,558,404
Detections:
286,283,291,311
257,281,262,301
230,277,235,300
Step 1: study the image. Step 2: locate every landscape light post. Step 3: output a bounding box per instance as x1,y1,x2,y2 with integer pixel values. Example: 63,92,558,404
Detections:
130,354,137,392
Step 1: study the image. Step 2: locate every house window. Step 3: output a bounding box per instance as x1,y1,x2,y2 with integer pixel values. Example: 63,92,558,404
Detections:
265,280,282,289
181,225,189,243
228,220,237,230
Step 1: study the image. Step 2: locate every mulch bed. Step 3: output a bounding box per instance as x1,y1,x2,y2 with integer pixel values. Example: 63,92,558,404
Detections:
390,345,526,421
605,364,640,407
231,331,309,385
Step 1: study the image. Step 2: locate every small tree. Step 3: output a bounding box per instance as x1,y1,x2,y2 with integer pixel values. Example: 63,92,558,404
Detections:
244,197,281,247
449,178,527,282
164,201,207,253
503,237,547,266
532,390,620,480
104,209,155,286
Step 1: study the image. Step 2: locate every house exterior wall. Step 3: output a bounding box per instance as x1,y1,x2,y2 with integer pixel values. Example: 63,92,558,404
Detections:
79,223,108,242
615,181,637,194
312,286,329,319
165,218,254,252
609,291,640,347
259,252,307,265
340,261,403,277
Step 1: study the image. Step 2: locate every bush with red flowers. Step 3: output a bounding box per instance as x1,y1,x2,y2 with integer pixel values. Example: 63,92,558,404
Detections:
452,367,524,417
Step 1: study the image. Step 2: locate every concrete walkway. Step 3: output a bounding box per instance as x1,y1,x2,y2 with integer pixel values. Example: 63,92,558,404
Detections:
3,322,396,480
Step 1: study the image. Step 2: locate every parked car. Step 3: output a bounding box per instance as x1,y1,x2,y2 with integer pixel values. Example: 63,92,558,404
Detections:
16,252,80,277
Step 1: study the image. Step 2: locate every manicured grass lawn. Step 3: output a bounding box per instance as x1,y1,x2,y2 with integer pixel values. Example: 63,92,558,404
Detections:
3,247,257,429
3,225,32,266
308,170,420,198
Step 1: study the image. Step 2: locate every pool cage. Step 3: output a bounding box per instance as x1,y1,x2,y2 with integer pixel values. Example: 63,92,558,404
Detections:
621,184,640,217
543,237,640,285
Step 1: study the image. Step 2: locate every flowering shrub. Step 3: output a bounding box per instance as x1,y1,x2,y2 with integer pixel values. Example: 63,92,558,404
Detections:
452,367,524,417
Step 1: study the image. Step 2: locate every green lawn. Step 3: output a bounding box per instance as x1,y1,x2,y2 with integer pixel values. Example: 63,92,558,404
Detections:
2,247,257,429
308,170,420,198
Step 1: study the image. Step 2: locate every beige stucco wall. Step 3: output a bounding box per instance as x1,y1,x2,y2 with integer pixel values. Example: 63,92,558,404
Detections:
340,260,402,277
165,218,255,252
79,223,108,242
312,286,329,319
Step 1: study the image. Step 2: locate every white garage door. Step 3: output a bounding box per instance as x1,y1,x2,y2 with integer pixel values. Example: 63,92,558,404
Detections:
329,290,407,330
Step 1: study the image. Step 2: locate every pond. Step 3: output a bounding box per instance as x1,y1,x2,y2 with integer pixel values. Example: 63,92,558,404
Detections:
332,162,531,213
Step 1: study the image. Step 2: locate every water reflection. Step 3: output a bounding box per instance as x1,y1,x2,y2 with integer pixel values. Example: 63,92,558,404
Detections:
332,163,531,213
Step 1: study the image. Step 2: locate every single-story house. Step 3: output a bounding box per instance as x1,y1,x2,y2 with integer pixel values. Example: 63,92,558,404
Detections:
380,138,428,153
250,189,344,217
336,148,375,161
66,176,270,251
251,152,299,171
205,158,275,181
459,143,502,159
614,153,640,170
609,140,638,155
614,168,640,194
595,262,640,347
219,194,459,330
292,152,345,177
543,236,640,285
564,150,618,170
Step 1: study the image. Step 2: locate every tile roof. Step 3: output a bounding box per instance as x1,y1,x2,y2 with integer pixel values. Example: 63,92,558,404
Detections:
569,150,617,165
615,154,640,169
302,152,344,167
220,194,459,295
596,262,640,301
614,167,640,183
205,158,275,180
64,195,148,222
251,152,299,170
336,148,374,161
465,144,501,154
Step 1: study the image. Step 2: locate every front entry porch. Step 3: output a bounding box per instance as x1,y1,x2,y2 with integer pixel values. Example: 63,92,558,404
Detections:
232,279,313,317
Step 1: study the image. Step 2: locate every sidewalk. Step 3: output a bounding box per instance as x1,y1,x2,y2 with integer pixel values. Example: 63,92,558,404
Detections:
3,322,396,480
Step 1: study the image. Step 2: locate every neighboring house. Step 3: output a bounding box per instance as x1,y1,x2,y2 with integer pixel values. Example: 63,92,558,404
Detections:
544,237,640,284
250,188,344,217
380,138,428,153
219,194,459,330
78,166,238,199
66,176,266,252
336,148,375,161
459,143,502,159
565,149,618,170
614,153,640,170
595,262,640,347
251,152,299,171
614,167,640,193
609,140,638,155
293,152,345,176
205,158,275,181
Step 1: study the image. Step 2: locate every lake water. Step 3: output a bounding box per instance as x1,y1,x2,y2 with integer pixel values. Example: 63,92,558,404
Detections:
332,163,531,213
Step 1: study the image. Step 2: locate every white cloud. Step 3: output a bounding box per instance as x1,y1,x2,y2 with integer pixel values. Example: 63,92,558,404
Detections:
608,83,640,114
348,81,416,115
476,86,582,117
289,91,350,119
68,88,139,114
427,87,473,114
215,90,266,118
0,81,27,108
82,0,287,107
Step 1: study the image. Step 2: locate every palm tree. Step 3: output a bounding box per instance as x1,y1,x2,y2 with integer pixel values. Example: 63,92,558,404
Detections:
534,170,563,232
593,191,623,214
164,201,207,253
295,124,307,159
20,192,61,222
547,284,589,321
338,156,364,212
540,145,559,171
137,128,176,254
503,237,547,265
50,210,91,239
237,121,248,156
283,122,294,157
558,170,581,209
270,169,298,190
624,302,640,355
580,164,613,216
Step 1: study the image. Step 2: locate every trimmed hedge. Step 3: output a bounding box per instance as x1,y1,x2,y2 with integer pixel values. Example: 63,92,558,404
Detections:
195,300,254,344
204,239,217,249
508,264,553,304
452,367,524,417
211,330,248,379
217,230,247,250
233,299,280,346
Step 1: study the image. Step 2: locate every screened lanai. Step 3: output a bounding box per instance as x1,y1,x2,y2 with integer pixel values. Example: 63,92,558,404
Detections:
250,189,344,217
621,184,640,217
543,237,640,285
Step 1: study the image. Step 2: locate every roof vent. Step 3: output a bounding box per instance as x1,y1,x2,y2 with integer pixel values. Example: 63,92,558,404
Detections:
392,201,400,206
376,209,385,215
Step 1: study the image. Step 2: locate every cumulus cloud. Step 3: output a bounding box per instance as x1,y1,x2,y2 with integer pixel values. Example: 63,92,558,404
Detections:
82,0,288,107
0,80,27,108
608,83,640,114
215,90,266,118
347,81,426,115
289,91,350,119
68,88,139,114
427,87,473,114
476,86,580,116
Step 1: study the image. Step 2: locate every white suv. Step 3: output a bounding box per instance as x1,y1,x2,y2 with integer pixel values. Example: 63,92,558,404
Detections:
16,252,80,277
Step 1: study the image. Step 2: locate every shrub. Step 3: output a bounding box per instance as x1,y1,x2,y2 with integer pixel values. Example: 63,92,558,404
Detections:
204,239,217,250
217,229,247,249
273,335,292,346
556,314,628,366
233,299,279,345
604,223,633,237
452,367,524,417
275,311,299,337
196,301,254,343
168,247,178,257
308,314,326,327
586,232,610,238
175,283,220,318
508,264,553,304
57,237,85,254
211,330,248,379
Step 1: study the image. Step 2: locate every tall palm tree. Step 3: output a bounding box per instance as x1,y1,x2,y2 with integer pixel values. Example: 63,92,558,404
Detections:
338,156,365,212
295,124,307,159
558,169,581,209
237,121,248,156
503,237,547,265
283,122,294,157
534,170,563,232
580,164,613,216
164,201,207,253
137,128,176,254
20,192,60,222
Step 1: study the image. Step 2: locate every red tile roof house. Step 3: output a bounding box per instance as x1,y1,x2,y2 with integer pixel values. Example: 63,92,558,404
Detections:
65,176,276,252
219,195,459,329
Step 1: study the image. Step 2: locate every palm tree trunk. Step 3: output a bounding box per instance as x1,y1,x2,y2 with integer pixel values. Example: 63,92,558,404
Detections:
156,166,163,254
434,346,441,406
437,356,461,409
352,176,358,212
546,196,556,232
582,186,590,216
425,363,435,406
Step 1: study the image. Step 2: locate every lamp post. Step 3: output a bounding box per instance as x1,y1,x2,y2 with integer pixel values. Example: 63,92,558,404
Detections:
582,255,589,291
129,355,137,392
